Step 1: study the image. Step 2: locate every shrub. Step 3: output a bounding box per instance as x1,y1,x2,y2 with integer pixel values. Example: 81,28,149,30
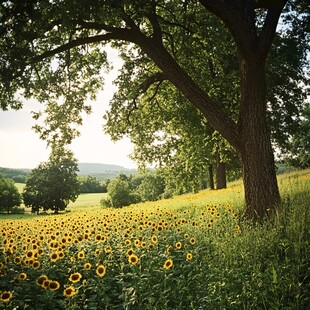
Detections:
107,178,133,208
100,196,113,208
11,207,25,214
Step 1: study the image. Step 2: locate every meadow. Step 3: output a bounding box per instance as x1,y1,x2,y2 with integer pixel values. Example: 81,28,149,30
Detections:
0,170,309,309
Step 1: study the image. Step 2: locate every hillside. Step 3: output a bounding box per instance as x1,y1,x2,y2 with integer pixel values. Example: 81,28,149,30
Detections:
77,163,137,180
1,169,309,309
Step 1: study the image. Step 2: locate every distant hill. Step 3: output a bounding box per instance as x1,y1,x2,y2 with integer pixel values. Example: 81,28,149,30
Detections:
78,163,134,174
0,163,137,182
78,163,137,181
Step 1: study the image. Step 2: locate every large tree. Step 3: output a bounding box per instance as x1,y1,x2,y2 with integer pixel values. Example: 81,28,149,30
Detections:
0,0,309,219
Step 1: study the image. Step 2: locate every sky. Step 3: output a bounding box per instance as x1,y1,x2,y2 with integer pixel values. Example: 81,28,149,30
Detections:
0,48,137,170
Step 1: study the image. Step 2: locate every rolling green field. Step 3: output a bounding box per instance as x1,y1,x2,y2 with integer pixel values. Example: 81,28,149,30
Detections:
1,169,309,309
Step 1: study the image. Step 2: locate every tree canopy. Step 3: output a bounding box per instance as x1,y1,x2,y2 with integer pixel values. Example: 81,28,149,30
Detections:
1,0,309,219
23,150,80,214
0,175,22,213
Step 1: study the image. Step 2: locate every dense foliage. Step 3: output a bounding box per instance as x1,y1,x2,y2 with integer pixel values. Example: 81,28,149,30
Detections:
0,170,309,309
23,152,80,214
0,176,22,213
0,168,29,183
279,104,310,169
102,172,166,208
78,176,106,193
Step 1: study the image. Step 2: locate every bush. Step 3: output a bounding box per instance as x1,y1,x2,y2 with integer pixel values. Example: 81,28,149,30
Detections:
11,207,25,214
100,196,113,208
107,178,133,208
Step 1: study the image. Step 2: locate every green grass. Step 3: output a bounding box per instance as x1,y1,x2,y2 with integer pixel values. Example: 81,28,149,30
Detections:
67,193,108,211
14,183,25,193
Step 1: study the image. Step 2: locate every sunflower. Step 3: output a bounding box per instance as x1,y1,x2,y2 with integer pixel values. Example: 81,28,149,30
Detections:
32,244,38,250
186,253,193,261
43,279,50,289
58,251,64,259
36,275,48,287
235,225,241,234
189,238,196,245
104,246,112,253
151,235,158,244
163,259,173,270
14,256,21,265
69,272,82,283
175,241,182,249
125,239,131,246
141,241,147,248
19,272,27,281
26,250,34,258
0,291,13,302
49,280,60,291
13,278,19,286
77,250,85,260
63,286,76,297
96,265,106,277
126,248,134,256
50,252,59,262
32,260,41,269
84,262,92,270
128,254,140,265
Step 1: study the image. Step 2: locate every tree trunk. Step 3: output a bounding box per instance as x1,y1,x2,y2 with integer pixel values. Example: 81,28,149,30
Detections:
216,151,227,189
239,58,281,220
208,165,215,190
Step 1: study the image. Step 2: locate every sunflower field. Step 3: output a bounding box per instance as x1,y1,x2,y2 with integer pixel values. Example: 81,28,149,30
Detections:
1,170,309,309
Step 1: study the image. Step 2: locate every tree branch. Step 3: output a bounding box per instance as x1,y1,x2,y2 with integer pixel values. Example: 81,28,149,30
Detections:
148,80,163,102
136,37,241,151
140,72,165,93
30,28,137,65
146,0,163,43
258,0,288,59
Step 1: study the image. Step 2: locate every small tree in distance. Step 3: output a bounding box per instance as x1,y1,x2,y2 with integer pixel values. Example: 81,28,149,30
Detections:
136,173,165,202
23,150,80,214
0,175,22,214
107,178,133,208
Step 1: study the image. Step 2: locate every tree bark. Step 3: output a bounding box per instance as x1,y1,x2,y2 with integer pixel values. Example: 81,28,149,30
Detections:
208,165,215,190
216,151,227,189
238,57,280,220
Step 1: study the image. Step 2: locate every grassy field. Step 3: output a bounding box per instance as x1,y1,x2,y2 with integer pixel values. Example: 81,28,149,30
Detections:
67,193,108,211
0,169,309,309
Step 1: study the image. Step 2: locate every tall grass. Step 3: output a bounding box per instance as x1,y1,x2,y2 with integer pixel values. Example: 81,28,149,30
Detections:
0,170,309,309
